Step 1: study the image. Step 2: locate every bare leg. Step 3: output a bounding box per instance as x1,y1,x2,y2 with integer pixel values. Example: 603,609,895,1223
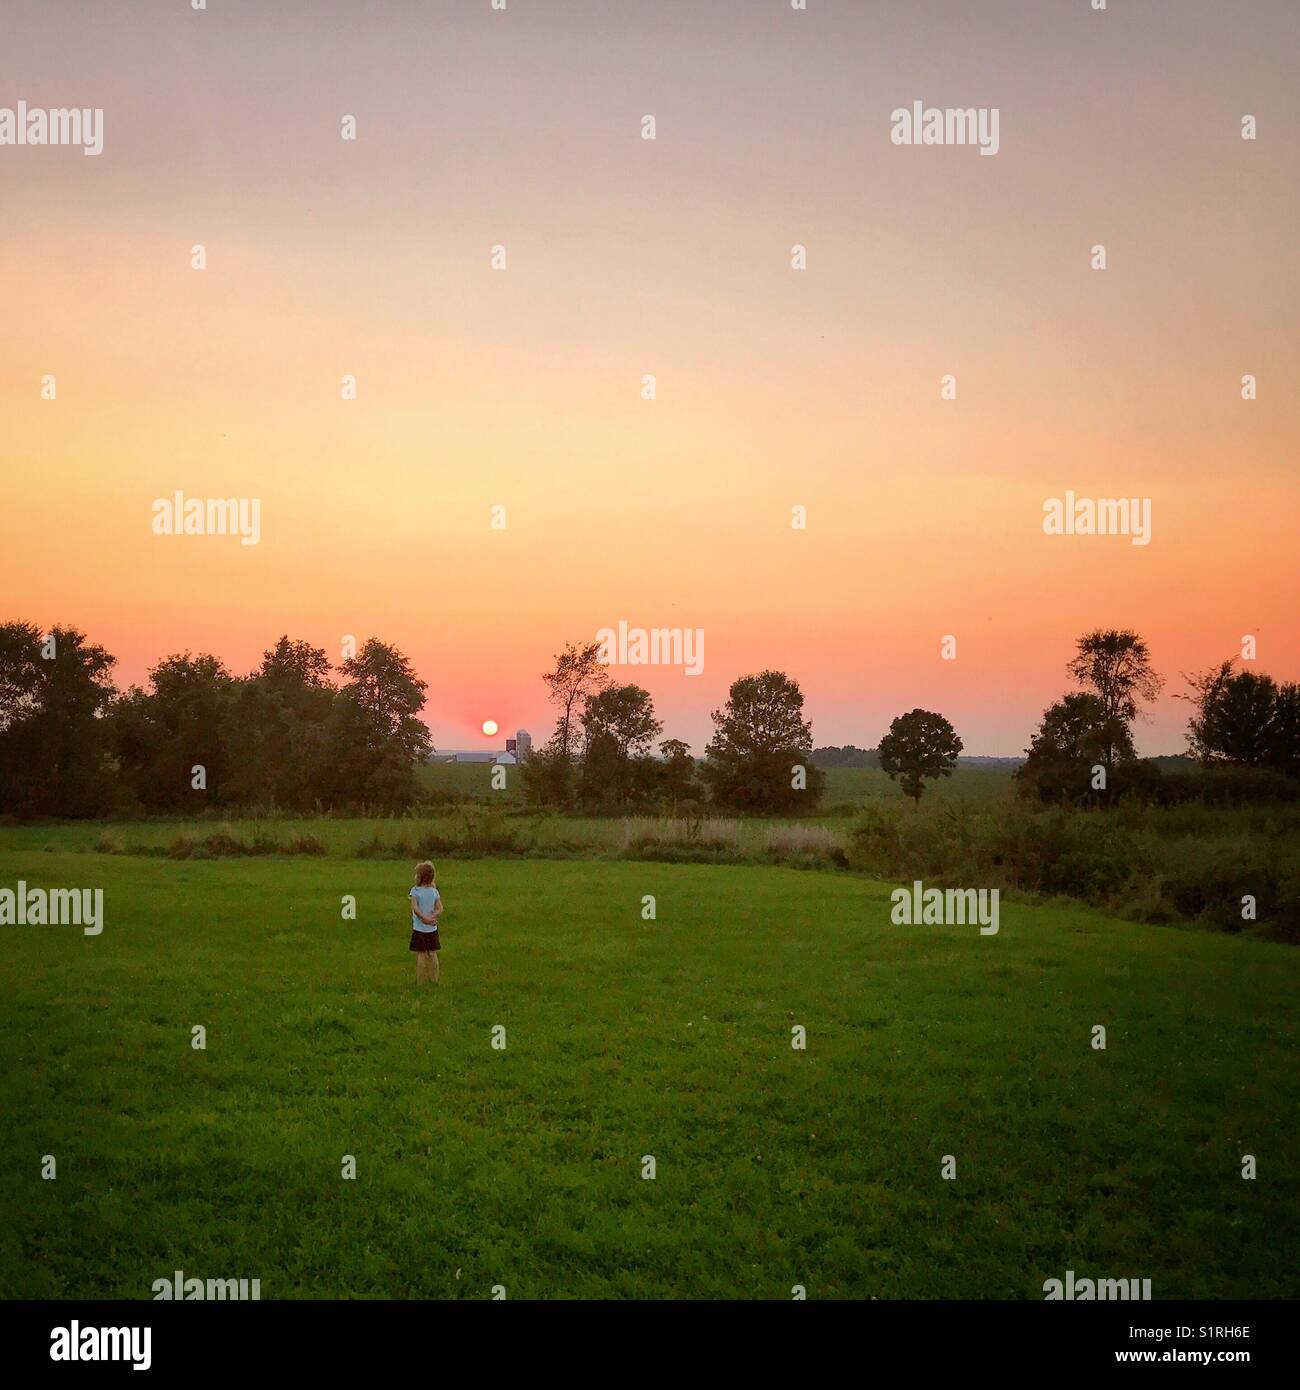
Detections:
415,952,427,985
429,950,441,984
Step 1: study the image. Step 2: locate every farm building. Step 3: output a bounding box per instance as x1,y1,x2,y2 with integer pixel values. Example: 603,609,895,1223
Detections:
433,730,530,765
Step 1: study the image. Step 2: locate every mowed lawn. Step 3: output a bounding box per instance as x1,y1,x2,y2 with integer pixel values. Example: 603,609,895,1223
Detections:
0,853,1296,1300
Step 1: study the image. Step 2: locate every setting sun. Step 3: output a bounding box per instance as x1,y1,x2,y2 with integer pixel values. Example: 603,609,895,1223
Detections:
481,720,498,737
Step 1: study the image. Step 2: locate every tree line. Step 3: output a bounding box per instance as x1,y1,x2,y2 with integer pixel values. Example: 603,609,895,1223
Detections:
518,629,1298,812
1,620,1295,820
0,624,430,817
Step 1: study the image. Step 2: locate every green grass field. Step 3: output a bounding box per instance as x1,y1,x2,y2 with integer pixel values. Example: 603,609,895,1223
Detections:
2,849,1296,1299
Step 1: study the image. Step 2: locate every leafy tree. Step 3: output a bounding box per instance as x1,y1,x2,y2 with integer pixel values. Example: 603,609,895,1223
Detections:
542,641,610,761
520,743,575,809
655,738,699,808
700,670,824,812
877,708,962,803
319,639,431,807
0,622,118,817
1067,629,1163,759
1183,661,1300,774
1015,693,1135,804
337,640,431,759
223,637,335,808
578,732,630,811
581,684,662,759
0,621,45,731
102,687,160,812
260,635,332,692
109,653,235,811
576,684,663,810
1272,684,1300,778
1030,692,1135,763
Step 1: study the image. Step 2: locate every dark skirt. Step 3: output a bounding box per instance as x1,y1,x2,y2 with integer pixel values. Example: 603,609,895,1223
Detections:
410,929,441,953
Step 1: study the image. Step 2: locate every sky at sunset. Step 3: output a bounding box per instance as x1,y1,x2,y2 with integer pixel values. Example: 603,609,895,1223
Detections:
3,0,1297,754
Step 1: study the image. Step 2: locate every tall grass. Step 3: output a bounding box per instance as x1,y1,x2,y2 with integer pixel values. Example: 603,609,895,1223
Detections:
617,817,847,866
619,817,746,851
846,798,1300,941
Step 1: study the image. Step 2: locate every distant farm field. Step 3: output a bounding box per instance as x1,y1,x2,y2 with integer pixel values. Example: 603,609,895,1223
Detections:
1,852,1296,1299
413,759,1015,811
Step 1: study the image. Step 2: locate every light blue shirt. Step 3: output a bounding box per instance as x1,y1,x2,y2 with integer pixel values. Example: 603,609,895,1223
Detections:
410,885,440,932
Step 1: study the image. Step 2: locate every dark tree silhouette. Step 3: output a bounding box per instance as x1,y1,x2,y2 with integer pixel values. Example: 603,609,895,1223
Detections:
700,670,824,812
542,641,609,761
1182,660,1300,774
877,709,962,803
1015,693,1135,804
1067,629,1163,760
0,622,117,817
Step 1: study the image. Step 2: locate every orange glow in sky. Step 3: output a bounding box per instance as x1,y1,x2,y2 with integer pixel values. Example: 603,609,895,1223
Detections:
2,0,1296,754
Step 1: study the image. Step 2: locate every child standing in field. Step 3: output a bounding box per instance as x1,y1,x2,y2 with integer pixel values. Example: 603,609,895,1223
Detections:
409,860,443,985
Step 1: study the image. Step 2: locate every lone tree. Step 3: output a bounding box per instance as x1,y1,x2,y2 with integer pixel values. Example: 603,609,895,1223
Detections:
542,640,610,761
700,669,824,812
1067,629,1163,759
877,708,962,803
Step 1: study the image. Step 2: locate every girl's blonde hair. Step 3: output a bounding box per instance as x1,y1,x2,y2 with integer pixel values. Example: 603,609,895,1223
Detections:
414,860,435,886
